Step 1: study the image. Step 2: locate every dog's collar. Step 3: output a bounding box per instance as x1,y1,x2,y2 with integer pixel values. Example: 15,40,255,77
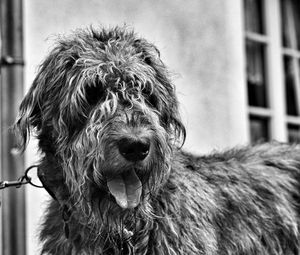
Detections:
37,166,74,239
37,166,59,201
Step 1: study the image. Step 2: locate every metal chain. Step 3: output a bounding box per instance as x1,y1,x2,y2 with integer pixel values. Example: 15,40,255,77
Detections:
0,165,43,190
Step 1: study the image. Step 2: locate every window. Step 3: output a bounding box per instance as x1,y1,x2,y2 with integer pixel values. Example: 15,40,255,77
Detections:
281,0,300,142
244,0,300,143
244,0,270,143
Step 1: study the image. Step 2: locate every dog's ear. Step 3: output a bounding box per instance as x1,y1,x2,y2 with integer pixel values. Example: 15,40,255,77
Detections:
164,100,186,148
14,78,42,151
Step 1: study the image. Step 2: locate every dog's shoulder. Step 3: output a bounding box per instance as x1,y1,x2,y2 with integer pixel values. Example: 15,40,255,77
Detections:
175,142,300,172
170,143,300,196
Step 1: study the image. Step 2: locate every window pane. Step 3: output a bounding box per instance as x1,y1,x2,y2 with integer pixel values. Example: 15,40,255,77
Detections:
281,0,300,50
284,56,299,116
250,116,269,143
246,40,268,107
244,0,265,34
287,124,300,143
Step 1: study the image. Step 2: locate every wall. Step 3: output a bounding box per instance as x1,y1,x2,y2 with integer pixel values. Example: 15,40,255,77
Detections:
24,0,247,253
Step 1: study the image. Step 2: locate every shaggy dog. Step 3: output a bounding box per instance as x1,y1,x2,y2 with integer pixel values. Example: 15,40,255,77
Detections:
15,26,300,254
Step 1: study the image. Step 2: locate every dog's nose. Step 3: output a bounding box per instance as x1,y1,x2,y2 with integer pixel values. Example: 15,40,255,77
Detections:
118,138,150,161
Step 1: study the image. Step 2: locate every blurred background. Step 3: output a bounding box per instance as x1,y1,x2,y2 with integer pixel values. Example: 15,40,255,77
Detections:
0,0,299,254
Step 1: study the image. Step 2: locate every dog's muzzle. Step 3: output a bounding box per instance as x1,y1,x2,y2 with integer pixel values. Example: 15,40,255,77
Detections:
106,137,150,209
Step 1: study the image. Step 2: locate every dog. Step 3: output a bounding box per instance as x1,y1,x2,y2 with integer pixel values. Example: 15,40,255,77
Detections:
14,26,300,254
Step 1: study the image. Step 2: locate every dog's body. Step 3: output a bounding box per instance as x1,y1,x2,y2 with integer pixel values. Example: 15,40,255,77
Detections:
15,27,300,254
40,144,300,255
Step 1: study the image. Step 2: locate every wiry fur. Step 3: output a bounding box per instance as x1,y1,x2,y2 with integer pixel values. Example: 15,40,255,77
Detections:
14,26,300,254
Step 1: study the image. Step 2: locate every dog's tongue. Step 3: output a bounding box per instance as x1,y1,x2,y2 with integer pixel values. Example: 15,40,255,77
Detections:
107,169,142,209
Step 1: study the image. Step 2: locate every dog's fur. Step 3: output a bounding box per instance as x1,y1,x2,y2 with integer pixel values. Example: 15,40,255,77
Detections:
14,26,300,254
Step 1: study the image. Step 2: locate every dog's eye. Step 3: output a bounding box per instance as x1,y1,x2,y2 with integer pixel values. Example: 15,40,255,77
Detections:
122,100,132,108
147,94,158,108
144,56,152,66
85,84,104,106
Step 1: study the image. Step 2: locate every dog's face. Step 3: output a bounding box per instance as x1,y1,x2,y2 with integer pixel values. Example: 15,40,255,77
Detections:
15,27,185,212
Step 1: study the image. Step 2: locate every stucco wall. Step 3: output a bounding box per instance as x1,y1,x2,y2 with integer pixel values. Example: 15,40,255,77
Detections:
24,0,247,253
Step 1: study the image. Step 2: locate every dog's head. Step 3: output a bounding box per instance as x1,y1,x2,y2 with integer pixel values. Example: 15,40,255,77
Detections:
14,27,185,212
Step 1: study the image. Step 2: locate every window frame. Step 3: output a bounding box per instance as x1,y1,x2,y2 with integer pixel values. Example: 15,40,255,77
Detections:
281,0,300,134
244,0,289,142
